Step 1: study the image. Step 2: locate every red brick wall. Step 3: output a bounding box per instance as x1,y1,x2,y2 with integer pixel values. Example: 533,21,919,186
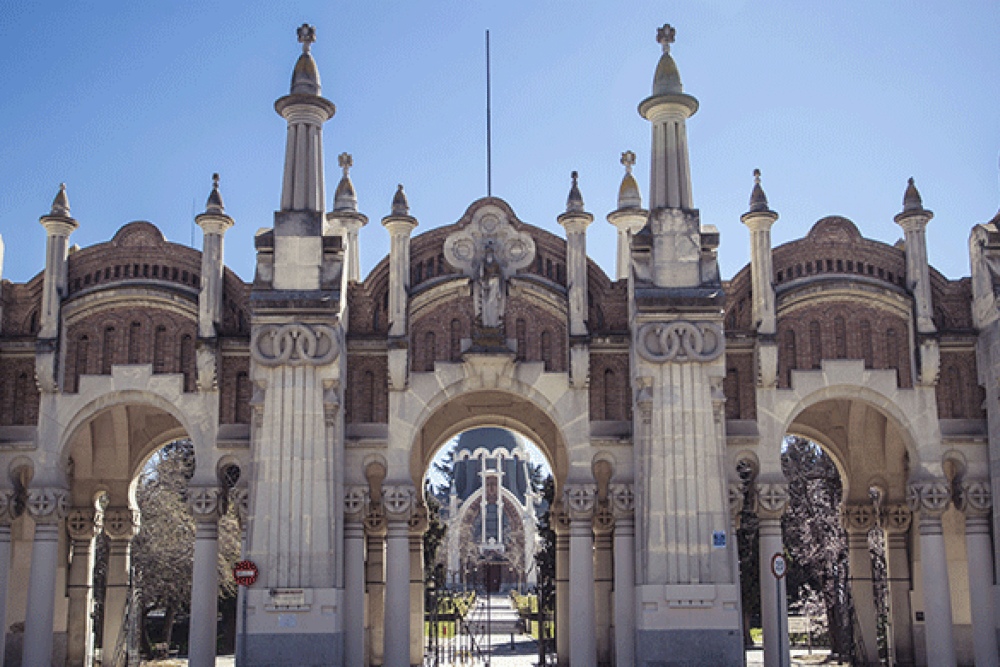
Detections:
937,351,986,419
0,356,39,425
345,353,389,424
589,352,631,421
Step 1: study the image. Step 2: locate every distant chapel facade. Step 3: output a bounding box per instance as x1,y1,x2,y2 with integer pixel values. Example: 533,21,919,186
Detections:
0,21,999,667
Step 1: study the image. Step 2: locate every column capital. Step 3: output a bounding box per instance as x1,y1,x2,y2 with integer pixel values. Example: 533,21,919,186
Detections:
407,500,429,533
841,502,878,534
609,483,635,519
880,502,913,535
66,507,102,541
0,488,17,526
228,487,250,528
563,484,598,522
907,479,951,520
957,479,992,519
728,482,745,523
755,481,789,520
103,506,140,540
549,499,571,537
26,487,69,526
592,504,615,535
186,486,225,524
382,484,417,521
344,485,368,523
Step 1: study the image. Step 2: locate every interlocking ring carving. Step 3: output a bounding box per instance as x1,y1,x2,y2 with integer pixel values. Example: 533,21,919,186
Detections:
26,488,68,523
251,323,339,366
636,321,725,363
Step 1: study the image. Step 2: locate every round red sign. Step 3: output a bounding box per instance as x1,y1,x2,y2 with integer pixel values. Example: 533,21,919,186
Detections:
233,560,258,586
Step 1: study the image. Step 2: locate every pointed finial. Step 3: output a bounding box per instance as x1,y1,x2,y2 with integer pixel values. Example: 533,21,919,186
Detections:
297,24,317,54
334,154,358,212
747,168,773,214
656,24,676,54
902,177,924,213
391,184,410,216
566,171,585,213
617,152,642,210
621,150,636,175
205,172,226,215
50,183,71,217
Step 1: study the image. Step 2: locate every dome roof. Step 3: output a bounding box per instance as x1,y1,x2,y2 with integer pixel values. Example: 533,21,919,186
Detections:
455,427,518,454
652,52,683,96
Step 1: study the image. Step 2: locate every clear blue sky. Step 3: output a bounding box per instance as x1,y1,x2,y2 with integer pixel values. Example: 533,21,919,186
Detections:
2,2,998,284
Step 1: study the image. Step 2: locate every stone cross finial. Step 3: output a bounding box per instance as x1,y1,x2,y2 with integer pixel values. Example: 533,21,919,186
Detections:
338,152,353,176
621,150,636,174
657,24,676,53
297,23,317,53
753,168,761,185
212,172,220,189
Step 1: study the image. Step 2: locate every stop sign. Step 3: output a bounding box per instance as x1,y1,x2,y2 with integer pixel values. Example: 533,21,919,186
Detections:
234,560,258,586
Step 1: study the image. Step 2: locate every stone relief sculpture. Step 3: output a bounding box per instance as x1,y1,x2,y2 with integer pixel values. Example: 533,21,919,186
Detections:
479,242,505,327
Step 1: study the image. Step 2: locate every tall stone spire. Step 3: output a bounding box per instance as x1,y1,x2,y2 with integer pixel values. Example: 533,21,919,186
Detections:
607,151,648,281
640,24,698,211
276,23,336,214
327,152,369,284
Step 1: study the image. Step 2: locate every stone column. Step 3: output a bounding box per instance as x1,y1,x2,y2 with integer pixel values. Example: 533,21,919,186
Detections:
343,487,368,667
881,503,915,665
38,185,78,340
842,502,880,664
382,192,418,340
365,506,387,667
23,487,69,667
409,502,429,667
0,490,15,667
610,484,636,667
551,503,570,666
101,506,139,661
565,484,597,667
65,507,101,667
756,482,789,667
959,480,999,667
593,506,614,666
908,479,957,667
383,486,415,667
188,487,224,667
606,151,647,281
196,175,235,340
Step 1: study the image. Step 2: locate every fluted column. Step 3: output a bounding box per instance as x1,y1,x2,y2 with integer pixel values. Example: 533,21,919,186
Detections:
23,487,69,667
65,507,102,667
188,487,224,667
610,484,636,667
565,484,597,667
908,479,957,667
756,482,789,667
959,480,999,667
842,503,880,665
881,503,915,665
343,487,367,667
383,486,415,667
551,503,570,666
101,506,140,662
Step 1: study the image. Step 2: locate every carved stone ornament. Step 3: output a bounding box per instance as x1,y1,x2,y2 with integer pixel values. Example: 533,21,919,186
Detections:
344,486,368,521
610,483,635,518
103,507,140,540
635,321,725,363
408,500,429,532
26,488,69,524
66,507,101,541
382,485,415,520
959,479,992,517
549,500,571,536
880,503,912,534
364,501,387,536
229,487,250,527
592,504,615,534
251,323,340,366
0,489,14,525
564,484,597,520
728,483,745,519
187,487,225,522
842,503,878,533
755,482,789,518
906,480,951,517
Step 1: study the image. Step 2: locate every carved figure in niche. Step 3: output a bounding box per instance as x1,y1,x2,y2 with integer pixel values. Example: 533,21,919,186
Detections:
478,241,505,328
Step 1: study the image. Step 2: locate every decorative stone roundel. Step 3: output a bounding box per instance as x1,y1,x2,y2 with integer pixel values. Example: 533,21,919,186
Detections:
636,321,725,363
251,323,339,366
26,488,69,523
382,486,414,518
344,486,367,518
907,480,951,516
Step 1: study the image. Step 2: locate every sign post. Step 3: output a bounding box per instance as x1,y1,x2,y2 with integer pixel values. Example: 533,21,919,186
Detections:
234,560,258,664
770,553,788,667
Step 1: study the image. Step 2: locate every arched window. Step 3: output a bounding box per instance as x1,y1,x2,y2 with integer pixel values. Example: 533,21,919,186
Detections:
128,321,142,363
423,331,436,372
783,329,797,386
541,330,552,371
153,325,167,372
834,316,847,358
885,328,899,375
102,326,116,374
860,320,873,367
180,334,195,391
450,319,462,361
809,321,822,369
74,334,90,392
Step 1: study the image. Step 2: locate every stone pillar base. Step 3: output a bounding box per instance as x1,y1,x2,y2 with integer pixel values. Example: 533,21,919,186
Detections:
241,587,345,666
634,584,742,666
